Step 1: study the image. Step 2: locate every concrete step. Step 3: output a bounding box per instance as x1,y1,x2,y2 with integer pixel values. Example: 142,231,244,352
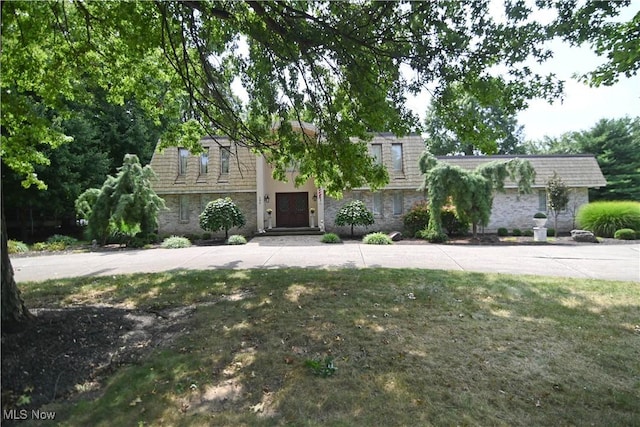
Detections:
256,227,324,236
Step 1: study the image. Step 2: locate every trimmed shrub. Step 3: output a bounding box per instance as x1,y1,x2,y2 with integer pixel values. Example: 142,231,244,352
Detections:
227,235,247,245
363,232,393,245
418,229,448,243
403,201,430,237
321,233,342,244
8,240,29,254
534,212,547,219
32,242,48,251
441,205,469,237
32,241,66,251
614,228,637,240
127,236,147,248
497,227,509,237
335,200,374,237
546,228,555,237
47,234,78,247
523,229,534,237
202,232,212,240
576,201,640,238
200,197,246,239
161,236,192,249
512,229,522,236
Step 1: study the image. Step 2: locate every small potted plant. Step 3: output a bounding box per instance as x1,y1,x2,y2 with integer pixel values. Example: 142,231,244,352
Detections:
533,212,547,228
266,208,273,229
309,207,316,227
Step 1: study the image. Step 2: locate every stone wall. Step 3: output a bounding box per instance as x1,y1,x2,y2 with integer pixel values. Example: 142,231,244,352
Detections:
158,192,257,238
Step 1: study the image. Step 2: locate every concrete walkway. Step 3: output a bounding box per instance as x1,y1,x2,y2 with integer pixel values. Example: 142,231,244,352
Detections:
11,236,640,282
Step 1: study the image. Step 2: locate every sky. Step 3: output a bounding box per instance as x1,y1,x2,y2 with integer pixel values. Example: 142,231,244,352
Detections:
405,2,639,142
514,41,639,142
230,2,639,143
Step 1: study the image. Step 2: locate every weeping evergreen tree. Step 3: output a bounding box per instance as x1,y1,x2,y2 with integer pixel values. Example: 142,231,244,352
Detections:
419,152,535,239
76,154,165,244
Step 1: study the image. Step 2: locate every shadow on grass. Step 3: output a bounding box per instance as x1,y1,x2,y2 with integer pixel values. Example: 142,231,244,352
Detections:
9,269,640,426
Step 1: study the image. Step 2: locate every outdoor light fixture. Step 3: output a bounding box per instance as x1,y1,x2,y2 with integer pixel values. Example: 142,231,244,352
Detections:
312,194,317,201
264,195,270,203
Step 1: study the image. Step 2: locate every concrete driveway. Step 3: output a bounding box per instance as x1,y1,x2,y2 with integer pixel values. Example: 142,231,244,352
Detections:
11,236,640,282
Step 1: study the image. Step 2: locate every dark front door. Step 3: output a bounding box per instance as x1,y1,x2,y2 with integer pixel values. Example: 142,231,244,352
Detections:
276,192,309,227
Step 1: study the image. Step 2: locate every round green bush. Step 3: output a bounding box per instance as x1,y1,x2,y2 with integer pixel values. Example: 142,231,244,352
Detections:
363,232,393,245
523,229,534,237
8,240,29,254
577,201,640,238
335,200,374,237
403,201,430,237
418,229,448,243
511,229,522,236
32,242,48,251
321,233,342,244
46,234,78,247
161,236,192,249
497,227,509,237
227,234,247,245
546,228,556,237
441,205,469,237
613,228,637,240
533,212,547,219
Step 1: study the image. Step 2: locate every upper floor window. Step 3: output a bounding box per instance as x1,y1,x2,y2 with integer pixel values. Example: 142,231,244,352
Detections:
178,148,189,175
220,147,230,175
200,149,209,175
391,144,403,173
371,144,382,165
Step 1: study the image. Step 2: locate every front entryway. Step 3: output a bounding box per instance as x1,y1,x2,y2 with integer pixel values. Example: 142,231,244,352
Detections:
276,192,309,227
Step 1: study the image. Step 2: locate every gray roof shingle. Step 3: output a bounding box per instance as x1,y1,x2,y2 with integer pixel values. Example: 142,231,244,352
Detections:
436,155,606,188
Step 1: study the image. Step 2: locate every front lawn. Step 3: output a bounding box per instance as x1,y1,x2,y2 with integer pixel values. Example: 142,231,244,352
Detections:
5,269,639,426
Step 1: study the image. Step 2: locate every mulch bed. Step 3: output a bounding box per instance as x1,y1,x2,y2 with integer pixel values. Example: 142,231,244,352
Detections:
1,305,195,424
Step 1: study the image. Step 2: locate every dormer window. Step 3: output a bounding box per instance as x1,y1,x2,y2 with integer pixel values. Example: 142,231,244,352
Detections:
200,149,209,175
371,144,382,165
391,144,403,173
220,147,230,175
178,148,189,175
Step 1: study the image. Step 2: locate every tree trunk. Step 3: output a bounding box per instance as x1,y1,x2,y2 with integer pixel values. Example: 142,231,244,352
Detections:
1,206,32,332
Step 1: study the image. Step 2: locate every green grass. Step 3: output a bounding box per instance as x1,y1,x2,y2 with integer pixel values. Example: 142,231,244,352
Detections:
21,269,640,426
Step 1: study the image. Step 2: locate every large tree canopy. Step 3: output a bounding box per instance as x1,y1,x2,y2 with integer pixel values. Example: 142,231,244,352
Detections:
424,83,527,155
3,0,634,195
531,117,640,201
1,0,636,328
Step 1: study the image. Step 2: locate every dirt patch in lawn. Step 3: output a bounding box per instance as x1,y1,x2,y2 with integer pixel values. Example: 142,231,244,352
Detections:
1,305,195,424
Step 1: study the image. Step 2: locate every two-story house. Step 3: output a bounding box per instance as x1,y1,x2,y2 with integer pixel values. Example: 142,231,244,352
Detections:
149,123,606,238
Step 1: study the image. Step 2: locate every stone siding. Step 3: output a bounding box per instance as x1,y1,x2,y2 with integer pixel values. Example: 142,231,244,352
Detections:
324,189,426,236
158,192,257,238
486,187,587,233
